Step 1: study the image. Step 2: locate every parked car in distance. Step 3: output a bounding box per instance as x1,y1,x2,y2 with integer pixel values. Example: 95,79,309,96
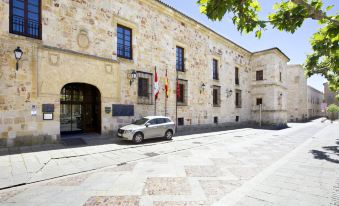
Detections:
117,116,175,144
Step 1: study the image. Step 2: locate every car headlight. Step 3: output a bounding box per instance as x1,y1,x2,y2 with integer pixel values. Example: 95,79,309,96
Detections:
124,130,134,134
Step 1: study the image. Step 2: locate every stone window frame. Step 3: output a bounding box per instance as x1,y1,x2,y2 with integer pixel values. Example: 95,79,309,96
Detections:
212,59,219,80
137,71,153,105
212,85,221,107
256,70,264,81
235,67,240,85
9,0,42,39
176,46,185,72
235,89,242,108
174,40,188,72
117,24,133,60
177,79,188,106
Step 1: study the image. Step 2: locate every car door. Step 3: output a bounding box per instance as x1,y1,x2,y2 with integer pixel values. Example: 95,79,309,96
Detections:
143,119,158,139
155,118,166,137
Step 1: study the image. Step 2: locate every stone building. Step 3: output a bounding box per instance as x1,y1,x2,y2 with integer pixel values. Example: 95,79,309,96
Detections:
0,0,289,146
323,82,339,107
286,65,308,122
307,86,324,118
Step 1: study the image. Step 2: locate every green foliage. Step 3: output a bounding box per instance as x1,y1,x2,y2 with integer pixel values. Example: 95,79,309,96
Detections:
197,0,339,96
327,104,339,113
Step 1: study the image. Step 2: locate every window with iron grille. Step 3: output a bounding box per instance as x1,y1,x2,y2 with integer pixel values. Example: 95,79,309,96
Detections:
235,89,242,108
10,0,41,39
137,72,153,104
256,70,263,81
178,117,184,126
214,117,218,124
177,79,188,105
213,85,221,107
117,25,132,59
213,59,219,80
176,46,185,71
235,67,239,85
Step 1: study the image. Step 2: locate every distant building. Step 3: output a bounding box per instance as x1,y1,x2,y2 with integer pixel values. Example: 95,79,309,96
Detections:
307,86,324,118
323,82,339,107
286,65,308,122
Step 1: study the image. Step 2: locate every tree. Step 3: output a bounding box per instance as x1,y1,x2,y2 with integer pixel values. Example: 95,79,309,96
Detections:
197,0,339,98
327,104,339,120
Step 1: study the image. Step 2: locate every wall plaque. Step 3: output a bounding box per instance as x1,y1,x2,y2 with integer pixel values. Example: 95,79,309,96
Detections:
42,104,54,113
112,104,134,116
43,113,53,120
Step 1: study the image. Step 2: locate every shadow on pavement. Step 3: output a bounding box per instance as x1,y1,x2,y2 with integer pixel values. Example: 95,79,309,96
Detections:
310,139,339,164
0,124,290,156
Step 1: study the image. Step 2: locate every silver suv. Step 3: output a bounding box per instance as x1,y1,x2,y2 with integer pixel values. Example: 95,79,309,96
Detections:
117,116,176,143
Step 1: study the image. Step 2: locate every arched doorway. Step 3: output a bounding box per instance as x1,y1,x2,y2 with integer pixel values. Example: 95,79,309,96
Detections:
60,83,101,135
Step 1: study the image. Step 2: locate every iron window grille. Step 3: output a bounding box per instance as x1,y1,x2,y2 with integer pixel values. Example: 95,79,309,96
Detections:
235,67,239,85
235,89,242,108
137,72,153,105
176,46,185,72
177,79,188,106
178,117,184,126
256,98,263,105
256,70,263,81
117,24,132,59
213,59,219,80
9,0,42,39
213,85,221,107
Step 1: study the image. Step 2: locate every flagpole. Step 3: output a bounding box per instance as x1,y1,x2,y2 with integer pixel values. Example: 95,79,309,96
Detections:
175,69,178,132
154,66,157,116
165,69,167,117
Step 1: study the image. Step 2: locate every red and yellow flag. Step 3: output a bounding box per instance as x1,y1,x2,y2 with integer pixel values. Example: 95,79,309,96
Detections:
165,69,169,98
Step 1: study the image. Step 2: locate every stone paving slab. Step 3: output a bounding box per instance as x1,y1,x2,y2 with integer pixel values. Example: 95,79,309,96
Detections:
0,120,336,206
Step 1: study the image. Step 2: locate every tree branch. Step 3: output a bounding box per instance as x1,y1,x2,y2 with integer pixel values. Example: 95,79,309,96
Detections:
290,0,339,25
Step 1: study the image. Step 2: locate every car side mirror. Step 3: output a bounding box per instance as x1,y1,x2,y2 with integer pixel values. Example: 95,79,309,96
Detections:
145,123,150,127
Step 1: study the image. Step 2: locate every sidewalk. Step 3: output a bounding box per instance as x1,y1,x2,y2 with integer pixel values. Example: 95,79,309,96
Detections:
0,128,257,190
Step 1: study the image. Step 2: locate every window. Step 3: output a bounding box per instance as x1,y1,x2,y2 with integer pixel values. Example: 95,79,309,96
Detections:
256,98,262,105
235,89,242,108
178,117,184,126
148,119,157,125
137,72,153,104
176,46,185,71
213,85,221,107
235,67,239,85
177,79,188,105
279,72,282,82
235,116,239,122
213,59,219,80
214,117,218,124
117,25,132,59
256,70,263,81
10,0,42,39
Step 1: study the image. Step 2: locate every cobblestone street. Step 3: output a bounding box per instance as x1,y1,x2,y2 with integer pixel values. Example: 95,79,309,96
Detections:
0,119,338,206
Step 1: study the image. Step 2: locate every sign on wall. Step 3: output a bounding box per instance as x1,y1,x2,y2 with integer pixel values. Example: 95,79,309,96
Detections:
112,104,134,116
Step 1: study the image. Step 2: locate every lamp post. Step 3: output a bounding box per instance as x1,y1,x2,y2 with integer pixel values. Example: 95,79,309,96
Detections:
14,47,23,71
129,70,137,86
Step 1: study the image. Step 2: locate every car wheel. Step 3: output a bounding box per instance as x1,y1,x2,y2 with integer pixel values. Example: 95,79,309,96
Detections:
164,130,173,140
133,132,144,144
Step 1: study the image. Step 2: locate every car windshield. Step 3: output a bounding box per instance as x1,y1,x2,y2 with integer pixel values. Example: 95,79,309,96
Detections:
133,118,149,125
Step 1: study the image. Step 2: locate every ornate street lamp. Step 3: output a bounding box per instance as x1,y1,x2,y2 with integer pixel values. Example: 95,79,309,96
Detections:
14,47,23,71
200,82,206,94
129,70,138,86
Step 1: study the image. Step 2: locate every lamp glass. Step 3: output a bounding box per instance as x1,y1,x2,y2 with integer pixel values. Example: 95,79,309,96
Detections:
131,71,137,80
14,47,23,60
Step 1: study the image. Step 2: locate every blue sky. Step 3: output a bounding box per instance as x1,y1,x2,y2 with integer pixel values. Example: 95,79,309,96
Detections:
161,0,338,92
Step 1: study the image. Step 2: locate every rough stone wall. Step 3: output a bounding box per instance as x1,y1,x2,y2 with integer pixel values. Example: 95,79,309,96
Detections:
307,86,324,118
0,0,290,146
286,64,308,122
250,50,288,125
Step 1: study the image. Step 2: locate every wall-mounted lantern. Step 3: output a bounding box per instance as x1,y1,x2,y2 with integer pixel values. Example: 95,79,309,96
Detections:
200,82,206,94
226,89,233,98
129,70,137,86
14,47,23,71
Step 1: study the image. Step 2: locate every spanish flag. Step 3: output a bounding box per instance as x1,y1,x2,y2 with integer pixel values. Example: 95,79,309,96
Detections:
165,69,169,98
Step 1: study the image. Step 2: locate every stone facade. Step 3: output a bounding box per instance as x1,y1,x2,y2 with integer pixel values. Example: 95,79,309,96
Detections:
0,0,290,146
307,86,324,118
323,82,339,107
286,64,308,122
